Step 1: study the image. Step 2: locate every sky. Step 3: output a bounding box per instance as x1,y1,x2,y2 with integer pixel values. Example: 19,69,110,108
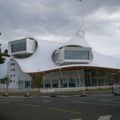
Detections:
0,0,120,57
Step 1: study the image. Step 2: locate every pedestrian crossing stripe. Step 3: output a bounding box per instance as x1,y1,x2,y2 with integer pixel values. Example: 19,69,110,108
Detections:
70,115,112,120
70,118,82,120
98,115,112,120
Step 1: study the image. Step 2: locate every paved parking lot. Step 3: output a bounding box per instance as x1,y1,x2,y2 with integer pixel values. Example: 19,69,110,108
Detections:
0,94,120,120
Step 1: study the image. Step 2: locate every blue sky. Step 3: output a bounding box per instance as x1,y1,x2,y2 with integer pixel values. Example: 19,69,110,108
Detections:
0,0,120,56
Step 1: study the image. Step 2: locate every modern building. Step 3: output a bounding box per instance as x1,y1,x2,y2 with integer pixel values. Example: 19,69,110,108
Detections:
7,37,37,88
6,36,120,90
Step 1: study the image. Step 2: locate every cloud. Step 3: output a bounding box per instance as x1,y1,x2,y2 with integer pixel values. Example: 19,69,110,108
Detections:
0,0,120,56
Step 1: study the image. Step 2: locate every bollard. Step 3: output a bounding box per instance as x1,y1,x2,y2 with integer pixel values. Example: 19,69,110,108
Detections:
24,88,30,97
80,89,87,97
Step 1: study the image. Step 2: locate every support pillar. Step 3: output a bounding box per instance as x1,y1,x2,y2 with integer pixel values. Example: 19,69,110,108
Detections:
59,68,64,87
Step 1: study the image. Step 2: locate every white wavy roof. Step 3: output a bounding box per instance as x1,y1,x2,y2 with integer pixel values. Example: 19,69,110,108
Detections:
13,38,120,73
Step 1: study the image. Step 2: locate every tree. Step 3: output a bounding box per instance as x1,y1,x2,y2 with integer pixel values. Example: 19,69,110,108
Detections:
0,53,5,64
1,75,12,96
32,74,43,88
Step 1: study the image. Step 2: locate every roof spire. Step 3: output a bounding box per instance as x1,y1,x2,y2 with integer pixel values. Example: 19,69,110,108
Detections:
68,0,89,47
71,0,85,41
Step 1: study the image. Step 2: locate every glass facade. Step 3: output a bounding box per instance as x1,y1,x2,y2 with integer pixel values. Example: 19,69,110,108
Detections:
43,70,85,88
52,80,58,88
64,50,90,60
84,70,113,87
44,79,51,88
18,81,31,89
42,69,113,89
11,41,26,53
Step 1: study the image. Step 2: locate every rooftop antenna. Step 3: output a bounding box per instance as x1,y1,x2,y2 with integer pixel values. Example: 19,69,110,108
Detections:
71,0,85,41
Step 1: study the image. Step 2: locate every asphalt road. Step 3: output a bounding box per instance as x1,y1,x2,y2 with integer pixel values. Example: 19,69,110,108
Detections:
0,94,120,120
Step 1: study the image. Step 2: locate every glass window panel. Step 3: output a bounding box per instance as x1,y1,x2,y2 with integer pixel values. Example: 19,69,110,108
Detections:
64,50,90,60
11,41,26,53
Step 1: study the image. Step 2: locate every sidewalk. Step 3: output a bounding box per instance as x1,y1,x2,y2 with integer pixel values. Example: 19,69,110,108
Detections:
0,88,113,96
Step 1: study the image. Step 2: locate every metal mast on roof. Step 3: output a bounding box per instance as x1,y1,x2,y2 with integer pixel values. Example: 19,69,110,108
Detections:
71,0,85,41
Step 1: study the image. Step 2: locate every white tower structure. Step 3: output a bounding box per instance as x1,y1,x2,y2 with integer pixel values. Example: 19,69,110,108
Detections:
72,0,85,41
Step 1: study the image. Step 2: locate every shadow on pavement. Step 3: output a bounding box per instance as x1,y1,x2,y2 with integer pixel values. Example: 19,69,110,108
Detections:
0,111,15,120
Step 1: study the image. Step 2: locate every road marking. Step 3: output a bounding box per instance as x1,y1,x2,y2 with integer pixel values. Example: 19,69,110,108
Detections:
19,103,82,115
48,107,81,115
98,115,112,120
70,118,82,120
72,100,120,107
19,103,40,108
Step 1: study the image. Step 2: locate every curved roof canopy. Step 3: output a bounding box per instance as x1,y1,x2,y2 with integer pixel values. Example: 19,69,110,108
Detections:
11,37,120,73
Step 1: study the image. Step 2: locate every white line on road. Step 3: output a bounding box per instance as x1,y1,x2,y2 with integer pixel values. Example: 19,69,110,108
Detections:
48,107,81,115
70,118,82,120
98,115,112,120
70,115,112,120
72,100,120,107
